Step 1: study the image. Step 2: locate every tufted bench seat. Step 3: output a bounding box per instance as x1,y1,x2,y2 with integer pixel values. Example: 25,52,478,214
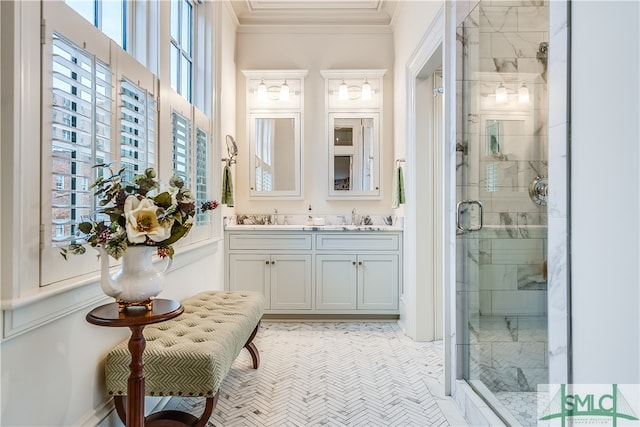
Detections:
105,290,265,426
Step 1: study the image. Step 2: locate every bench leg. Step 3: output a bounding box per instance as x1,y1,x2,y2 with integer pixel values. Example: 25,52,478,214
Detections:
114,396,127,424
244,321,261,369
114,393,219,427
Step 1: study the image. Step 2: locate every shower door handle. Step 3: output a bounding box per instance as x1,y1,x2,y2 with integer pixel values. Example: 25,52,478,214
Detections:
456,200,483,233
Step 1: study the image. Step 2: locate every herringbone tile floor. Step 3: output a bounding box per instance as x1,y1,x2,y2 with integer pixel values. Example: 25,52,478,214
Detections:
163,322,468,427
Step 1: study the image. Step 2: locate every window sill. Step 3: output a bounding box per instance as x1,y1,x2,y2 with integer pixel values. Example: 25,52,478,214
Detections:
1,238,223,340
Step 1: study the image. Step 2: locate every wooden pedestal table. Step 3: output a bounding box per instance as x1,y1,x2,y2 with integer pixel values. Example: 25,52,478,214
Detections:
86,299,184,427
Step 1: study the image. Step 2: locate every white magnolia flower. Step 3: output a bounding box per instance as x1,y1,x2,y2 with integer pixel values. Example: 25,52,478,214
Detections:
123,196,173,243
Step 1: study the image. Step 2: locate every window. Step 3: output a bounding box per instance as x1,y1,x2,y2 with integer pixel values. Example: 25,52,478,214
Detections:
50,33,112,247
55,175,65,190
170,0,193,101
172,111,191,185
38,0,214,288
195,128,210,225
255,119,274,192
120,78,157,182
171,112,212,228
65,0,128,50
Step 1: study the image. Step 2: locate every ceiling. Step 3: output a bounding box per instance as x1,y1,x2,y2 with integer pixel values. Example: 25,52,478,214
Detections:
229,0,398,27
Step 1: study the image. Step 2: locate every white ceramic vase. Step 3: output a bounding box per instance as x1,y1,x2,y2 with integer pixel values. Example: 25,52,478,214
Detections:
97,245,172,308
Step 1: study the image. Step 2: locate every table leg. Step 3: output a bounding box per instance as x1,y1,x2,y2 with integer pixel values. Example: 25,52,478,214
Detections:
127,325,146,427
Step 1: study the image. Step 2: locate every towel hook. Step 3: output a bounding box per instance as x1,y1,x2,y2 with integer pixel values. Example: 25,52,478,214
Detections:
395,158,405,167
222,134,238,167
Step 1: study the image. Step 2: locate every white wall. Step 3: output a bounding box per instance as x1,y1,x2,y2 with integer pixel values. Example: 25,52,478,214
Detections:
568,1,640,384
1,250,224,426
220,2,238,219
391,1,444,340
570,1,640,383
234,29,394,216
0,4,235,425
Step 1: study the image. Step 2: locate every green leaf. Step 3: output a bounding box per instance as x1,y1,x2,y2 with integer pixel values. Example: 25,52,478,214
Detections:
78,222,94,234
156,223,191,246
154,192,173,208
105,212,115,222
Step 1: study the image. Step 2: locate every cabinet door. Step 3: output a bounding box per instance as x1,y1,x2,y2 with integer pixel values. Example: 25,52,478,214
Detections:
315,254,357,309
228,254,271,309
271,254,312,310
357,254,398,310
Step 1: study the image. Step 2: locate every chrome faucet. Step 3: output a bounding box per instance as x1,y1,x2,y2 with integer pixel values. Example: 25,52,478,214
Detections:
351,208,357,226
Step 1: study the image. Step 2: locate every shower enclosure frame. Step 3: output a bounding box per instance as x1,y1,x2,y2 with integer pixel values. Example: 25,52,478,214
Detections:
442,0,571,424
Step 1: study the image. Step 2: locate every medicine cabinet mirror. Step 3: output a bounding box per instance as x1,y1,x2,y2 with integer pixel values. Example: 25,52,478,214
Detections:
249,113,301,197
321,69,385,199
242,70,307,199
329,113,380,196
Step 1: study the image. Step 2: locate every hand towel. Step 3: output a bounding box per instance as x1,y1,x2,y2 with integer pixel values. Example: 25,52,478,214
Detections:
222,165,234,207
392,165,405,209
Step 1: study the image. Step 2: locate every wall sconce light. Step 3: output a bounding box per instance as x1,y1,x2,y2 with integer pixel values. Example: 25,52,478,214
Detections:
257,79,267,102
495,83,508,104
361,78,372,101
338,80,349,102
279,80,289,102
518,83,530,104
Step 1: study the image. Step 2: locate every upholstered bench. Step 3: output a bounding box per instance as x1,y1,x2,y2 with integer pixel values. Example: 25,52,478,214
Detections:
105,290,265,426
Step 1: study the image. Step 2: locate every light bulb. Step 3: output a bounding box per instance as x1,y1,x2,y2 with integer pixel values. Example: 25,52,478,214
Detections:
279,80,289,102
338,81,348,102
495,83,508,104
518,83,530,104
257,80,267,102
361,79,372,101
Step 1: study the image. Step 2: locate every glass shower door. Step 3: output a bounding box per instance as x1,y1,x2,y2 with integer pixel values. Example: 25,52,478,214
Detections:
456,1,549,425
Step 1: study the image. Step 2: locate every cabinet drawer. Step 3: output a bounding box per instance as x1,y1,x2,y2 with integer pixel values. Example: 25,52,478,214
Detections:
316,233,399,251
229,233,312,250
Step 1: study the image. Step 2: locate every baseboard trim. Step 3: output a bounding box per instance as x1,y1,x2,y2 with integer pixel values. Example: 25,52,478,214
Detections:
262,313,399,321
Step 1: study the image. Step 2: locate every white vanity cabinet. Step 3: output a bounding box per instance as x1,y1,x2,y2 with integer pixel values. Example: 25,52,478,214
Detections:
228,253,312,310
226,233,313,310
225,229,402,315
315,234,399,311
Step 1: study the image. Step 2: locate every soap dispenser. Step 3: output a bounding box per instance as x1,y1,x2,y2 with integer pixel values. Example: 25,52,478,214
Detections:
306,205,313,225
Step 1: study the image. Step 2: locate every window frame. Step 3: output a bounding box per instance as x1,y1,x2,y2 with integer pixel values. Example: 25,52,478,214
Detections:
64,0,131,51
40,0,214,288
169,0,194,102
1,0,219,339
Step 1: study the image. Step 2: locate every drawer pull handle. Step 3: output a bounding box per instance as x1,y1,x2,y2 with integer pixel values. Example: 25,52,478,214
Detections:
352,261,356,266
358,261,363,266
271,261,275,265
265,260,270,265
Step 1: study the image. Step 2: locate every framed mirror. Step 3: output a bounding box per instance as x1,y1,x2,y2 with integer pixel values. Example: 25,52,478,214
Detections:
328,112,380,198
249,112,301,198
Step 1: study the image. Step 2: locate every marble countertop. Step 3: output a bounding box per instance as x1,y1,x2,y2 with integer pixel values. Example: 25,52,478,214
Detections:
224,224,403,232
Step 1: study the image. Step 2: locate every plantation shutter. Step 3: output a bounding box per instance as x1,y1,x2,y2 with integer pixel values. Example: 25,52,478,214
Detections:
172,111,190,185
195,127,209,225
50,34,112,247
120,78,157,182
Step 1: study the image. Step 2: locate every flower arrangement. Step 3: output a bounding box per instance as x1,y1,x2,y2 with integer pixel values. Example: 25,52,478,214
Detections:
61,165,218,260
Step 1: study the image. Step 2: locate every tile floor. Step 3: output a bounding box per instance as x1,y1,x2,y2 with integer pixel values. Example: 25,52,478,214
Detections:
468,315,548,426
163,321,469,427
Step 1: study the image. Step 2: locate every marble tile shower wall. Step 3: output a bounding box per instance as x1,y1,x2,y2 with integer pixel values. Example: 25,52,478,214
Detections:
457,0,549,317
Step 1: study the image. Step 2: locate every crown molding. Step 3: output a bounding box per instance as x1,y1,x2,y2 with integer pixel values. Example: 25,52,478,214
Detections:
229,0,397,28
